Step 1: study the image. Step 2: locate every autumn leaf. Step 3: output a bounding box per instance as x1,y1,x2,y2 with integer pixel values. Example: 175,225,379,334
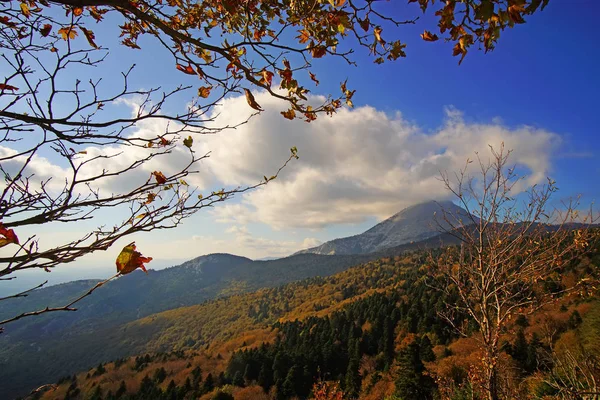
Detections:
373,26,385,44
297,29,310,44
311,45,327,58
152,171,167,184
262,70,274,87
79,27,98,48
359,17,370,32
244,88,262,111
183,136,193,148
421,30,439,41
20,3,30,18
40,24,52,37
176,64,196,75
0,83,19,92
72,7,83,16
58,26,78,40
309,71,319,86
197,86,211,98
281,109,296,120
0,16,17,27
146,193,156,204
115,242,152,275
0,223,19,248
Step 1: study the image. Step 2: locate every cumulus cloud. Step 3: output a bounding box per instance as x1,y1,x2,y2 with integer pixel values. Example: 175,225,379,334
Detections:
2,91,561,233
204,93,560,229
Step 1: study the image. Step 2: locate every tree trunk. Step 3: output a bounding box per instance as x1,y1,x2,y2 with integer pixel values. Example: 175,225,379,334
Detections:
485,353,500,400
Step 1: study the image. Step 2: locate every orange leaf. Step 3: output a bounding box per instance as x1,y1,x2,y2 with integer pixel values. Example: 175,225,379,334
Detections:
243,88,262,111
146,193,157,204
297,29,310,44
115,242,152,275
0,223,19,248
0,83,19,91
40,24,52,37
309,71,319,86
152,171,167,184
421,30,439,42
72,7,83,16
58,26,78,40
198,86,211,98
176,64,196,75
80,27,98,48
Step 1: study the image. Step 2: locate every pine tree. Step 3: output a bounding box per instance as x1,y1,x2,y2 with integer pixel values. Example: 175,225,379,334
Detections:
233,370,245,387
420,336,436,362
202,373,214,394
394,341,435,400
344,339,362,398
512,329,528,369
115,381,127,399
258,363,274,393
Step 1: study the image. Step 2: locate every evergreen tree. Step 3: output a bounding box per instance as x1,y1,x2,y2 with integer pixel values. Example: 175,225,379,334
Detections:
115,381,127,399
165,380,178,400
88,385,102,400
258,363,274,393
512,329,528,369
232,370,245,387
420,336,436,362
394,341,435,400
153,367,167,384
202,373,214,394
344,339,362,398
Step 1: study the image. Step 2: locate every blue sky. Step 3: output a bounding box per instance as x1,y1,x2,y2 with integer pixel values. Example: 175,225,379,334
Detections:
2,1,599,293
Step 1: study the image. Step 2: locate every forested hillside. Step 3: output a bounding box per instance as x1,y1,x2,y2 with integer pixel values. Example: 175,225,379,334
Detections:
31,240,600,400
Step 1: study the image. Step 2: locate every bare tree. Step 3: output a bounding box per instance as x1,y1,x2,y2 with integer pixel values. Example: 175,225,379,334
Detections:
431,144,597,400
544,346,600,399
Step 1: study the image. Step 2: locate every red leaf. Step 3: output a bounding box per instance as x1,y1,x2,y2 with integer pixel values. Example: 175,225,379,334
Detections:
115,242,152,275
40,24,52,37
0,223,19,248
0,83,19,91
176,64,196,75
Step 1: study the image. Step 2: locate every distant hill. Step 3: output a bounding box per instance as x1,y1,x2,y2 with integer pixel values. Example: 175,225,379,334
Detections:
295,200,470,255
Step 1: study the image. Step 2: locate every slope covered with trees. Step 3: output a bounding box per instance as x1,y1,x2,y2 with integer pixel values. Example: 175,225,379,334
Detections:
29,238,600,400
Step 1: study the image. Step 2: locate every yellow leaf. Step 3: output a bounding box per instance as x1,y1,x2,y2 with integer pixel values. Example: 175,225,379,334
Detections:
20,3,31,18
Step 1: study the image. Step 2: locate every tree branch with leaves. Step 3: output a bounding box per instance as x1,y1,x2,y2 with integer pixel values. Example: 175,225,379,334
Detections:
1,0,552,331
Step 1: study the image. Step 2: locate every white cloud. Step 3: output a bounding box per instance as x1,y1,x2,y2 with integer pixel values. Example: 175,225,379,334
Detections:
1,91,562,233
204,92,560,229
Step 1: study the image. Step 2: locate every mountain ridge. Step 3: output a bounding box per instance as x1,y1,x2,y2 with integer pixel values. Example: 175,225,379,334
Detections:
295,200,469,255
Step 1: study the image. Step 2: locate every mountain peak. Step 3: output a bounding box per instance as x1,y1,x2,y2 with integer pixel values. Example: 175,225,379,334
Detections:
296,200,468,256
